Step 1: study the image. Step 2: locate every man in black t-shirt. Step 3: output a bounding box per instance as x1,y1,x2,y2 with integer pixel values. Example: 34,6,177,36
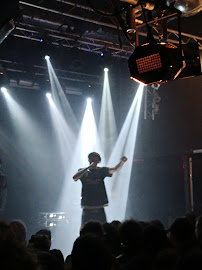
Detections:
73,152,127,226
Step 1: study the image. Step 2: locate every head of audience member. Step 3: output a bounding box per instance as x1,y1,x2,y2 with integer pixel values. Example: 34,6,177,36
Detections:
143,224,171,257
28,234,50,252
0,221,15,241
35,229,52,249
71,234,112,270
80,221,105,239
110,220,122,231
168,216,195,247
0,240,39,270
119,219,144,257
102,222,123,257
37,249,64,270
10,219,27,246
150,219,165,231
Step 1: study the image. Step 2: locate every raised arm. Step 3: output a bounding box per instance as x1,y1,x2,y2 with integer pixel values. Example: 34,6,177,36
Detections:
73,162,96,181
108,156,128,175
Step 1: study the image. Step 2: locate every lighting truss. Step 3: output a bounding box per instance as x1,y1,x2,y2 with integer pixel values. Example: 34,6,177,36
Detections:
144,84,161,120
16,0,202,56
0,59,103,91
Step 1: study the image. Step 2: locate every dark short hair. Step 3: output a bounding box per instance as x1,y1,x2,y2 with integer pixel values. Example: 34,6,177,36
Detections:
168,217,195,242
36,229,51,241
88,152,101,163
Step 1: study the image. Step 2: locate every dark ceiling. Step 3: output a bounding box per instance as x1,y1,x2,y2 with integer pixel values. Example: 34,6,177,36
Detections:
0,0,201,93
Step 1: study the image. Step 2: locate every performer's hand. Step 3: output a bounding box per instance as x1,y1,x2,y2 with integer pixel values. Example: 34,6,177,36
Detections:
121,156,127,162
89,161,98,167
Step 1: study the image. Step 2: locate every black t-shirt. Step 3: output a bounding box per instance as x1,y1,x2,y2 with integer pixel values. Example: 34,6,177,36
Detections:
79,167,112,207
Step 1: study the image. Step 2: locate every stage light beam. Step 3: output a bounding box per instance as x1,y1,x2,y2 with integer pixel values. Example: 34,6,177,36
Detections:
46,58,78,134
53,97,103,256
105,84,144,222
99,67,117,162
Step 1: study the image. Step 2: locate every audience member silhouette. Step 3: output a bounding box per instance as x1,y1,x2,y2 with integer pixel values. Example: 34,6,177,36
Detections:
1,212,202,270
71,234,112,270
168,216,196,248
0,240,39,270
36,228,52,250
117,219,146,270
80,220,105,238
10,219,27,246
103,222,123,257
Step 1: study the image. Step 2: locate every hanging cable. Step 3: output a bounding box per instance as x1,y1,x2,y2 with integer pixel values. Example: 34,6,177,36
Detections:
139,0,156,43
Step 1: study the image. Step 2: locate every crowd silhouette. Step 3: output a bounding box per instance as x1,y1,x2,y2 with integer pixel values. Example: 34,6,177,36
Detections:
0,212,202,269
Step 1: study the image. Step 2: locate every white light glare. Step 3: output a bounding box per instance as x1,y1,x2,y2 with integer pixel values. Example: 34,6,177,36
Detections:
87,97,92,103
46,93,52,99
49,214,53,218
45,55,50,60
177,5,186,12
1,87,9,98
46,93,54,106
1,87,7,94
104,67,109,72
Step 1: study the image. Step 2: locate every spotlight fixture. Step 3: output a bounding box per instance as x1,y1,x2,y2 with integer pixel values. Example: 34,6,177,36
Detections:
87,97,92,103
104,67,109,72
128,41,201,85
114,0,201,85
46,93,51,98
45,55,50,60
1,87,7,94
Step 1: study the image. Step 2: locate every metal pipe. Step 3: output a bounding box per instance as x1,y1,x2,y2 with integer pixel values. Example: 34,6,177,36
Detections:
189,156,194,212
15,25,133,53
19,1,118,29
137,13,178,29
56,0,101,12
167,28,202,41
0,59,102,81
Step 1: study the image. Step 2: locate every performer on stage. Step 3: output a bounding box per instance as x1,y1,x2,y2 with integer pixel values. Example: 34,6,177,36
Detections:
73,152,127,226
0,158,7,212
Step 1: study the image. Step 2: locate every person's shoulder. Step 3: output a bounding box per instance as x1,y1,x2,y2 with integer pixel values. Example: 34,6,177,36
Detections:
99,167,110,173
100,166,109,170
